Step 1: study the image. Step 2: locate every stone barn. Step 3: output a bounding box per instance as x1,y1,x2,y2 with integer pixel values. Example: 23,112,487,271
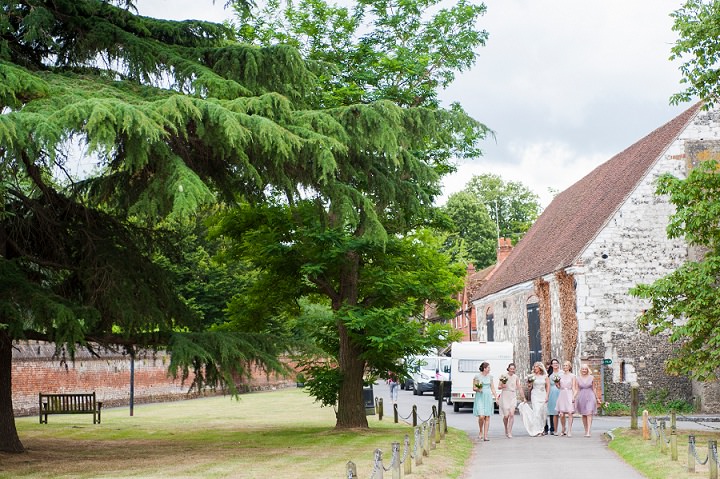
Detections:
470,103,720,410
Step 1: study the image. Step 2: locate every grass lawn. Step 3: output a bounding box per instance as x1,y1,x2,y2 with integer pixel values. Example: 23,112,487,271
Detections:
609,427,720,479
0,388,471,479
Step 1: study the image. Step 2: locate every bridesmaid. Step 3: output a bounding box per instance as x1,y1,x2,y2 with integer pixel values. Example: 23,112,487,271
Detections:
473,361,498,441
555,360,578,436
575,364,601,437
546,358,561,435
498,362,524,438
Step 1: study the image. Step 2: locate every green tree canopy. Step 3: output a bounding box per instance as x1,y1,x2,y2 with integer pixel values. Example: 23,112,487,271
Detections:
442,191,497,269
215,0,489,428
630,159,720,381
462,173,541,246
670,0,720,107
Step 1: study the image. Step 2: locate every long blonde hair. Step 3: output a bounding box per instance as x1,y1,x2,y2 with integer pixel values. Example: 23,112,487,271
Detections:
532,361,547,376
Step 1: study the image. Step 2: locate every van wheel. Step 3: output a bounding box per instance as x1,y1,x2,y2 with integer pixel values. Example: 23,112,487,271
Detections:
413,387,419,396
453,402,460,412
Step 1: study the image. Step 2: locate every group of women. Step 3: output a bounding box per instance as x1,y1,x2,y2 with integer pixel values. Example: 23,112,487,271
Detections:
472,358,601,440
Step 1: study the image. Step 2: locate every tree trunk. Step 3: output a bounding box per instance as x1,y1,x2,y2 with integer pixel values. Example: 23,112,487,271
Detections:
0,330,25,453
334,252,368,429
335,322,368,429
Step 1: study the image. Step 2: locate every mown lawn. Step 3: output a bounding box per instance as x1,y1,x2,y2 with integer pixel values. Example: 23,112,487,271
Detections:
0,388,471,479
609,427,720,479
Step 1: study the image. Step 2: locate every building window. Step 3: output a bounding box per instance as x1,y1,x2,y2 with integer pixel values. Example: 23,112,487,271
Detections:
620,360,626,382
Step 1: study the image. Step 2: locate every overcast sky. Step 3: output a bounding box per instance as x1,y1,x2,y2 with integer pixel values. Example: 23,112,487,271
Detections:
137,0,695,207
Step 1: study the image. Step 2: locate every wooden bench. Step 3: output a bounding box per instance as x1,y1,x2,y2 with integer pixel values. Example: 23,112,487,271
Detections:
39,392,103,424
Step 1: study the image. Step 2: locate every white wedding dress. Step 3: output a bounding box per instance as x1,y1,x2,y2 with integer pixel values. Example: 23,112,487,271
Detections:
519,376,548,436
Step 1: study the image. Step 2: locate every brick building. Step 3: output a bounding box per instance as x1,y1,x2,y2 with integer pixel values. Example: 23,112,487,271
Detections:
470,103,720,410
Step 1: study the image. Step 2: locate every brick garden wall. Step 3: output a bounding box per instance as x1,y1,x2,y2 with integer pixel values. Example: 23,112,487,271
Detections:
12,341,295,417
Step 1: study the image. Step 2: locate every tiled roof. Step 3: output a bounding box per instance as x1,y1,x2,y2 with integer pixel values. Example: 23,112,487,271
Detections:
472,102,702,300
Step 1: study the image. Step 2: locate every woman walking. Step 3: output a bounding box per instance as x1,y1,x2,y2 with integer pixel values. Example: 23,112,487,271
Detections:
498,362,524,438
555,360,578,436
473,362,498,441
519,361,549,436
546,358,561,435
575,364,601,437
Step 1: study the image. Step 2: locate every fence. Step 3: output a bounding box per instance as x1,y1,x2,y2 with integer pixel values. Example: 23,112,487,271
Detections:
645,412,720,478
345,398,449,478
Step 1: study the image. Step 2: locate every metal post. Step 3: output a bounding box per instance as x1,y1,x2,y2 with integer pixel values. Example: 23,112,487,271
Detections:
412,405,417,427
394,403,399,424
436,381,444,416
129,348,135,417
379,398,384,421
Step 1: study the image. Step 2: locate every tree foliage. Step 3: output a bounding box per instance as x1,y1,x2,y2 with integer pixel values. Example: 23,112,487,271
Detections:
630,160,720,380
442,190,497,268
670,0,720,107
214,0,489,427
462,173,541,246
1,0,350,452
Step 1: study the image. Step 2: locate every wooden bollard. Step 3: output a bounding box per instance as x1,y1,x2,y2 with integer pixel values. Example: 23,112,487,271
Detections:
412,405,417,427
404,435,412,475
642,410,649,440
440,412,446,440
710,440,718,479
671,411,676,430
391,442,401,479
415,427,423,466
422,423,430,457
670,426,678,461
630,383,639,430
394,403,399,423
429,419,437,450
346,460,357,478
378,398,384,421
688,435,695,473
660,421,667,454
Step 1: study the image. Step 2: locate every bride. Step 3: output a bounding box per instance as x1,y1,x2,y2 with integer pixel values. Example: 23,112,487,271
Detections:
519,361,550,437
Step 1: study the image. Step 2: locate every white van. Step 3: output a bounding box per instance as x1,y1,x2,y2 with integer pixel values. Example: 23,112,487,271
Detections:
407,355,451,396
449,341,514,412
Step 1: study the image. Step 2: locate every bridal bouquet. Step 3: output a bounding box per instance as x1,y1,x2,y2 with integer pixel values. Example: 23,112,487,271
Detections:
499,374,509,384
553,374,561,384
527,375,535,383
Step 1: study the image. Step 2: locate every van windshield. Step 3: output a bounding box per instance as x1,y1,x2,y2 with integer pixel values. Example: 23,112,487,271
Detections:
420,358,438,370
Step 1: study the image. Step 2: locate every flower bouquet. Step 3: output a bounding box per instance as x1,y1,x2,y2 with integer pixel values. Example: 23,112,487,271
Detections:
474,381,483,391
553,374,561,384
526,374,535,383
499,374,509,384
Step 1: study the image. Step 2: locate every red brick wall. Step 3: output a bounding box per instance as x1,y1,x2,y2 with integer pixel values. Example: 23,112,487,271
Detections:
12,341,295,416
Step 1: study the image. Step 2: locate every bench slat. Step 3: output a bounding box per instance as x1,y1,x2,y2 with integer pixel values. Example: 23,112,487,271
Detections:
39,393,102,424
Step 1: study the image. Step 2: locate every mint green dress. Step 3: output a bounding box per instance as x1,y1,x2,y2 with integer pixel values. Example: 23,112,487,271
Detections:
472,373,494,416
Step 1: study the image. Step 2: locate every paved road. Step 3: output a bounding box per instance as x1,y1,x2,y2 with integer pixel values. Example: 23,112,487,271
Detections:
374,381,645,478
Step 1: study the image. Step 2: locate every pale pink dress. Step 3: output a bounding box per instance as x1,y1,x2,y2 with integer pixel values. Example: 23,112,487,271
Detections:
555,372,575,414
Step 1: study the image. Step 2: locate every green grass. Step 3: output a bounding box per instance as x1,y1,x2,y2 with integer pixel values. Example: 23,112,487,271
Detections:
609,427,720,479
0,388,471,479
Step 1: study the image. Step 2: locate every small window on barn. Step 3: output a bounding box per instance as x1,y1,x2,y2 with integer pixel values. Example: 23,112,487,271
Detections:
503,318,507,326
503,301,507,308
620,360,626,382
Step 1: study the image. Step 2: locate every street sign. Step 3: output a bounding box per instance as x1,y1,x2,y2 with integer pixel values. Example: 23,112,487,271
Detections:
602,358,612,365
